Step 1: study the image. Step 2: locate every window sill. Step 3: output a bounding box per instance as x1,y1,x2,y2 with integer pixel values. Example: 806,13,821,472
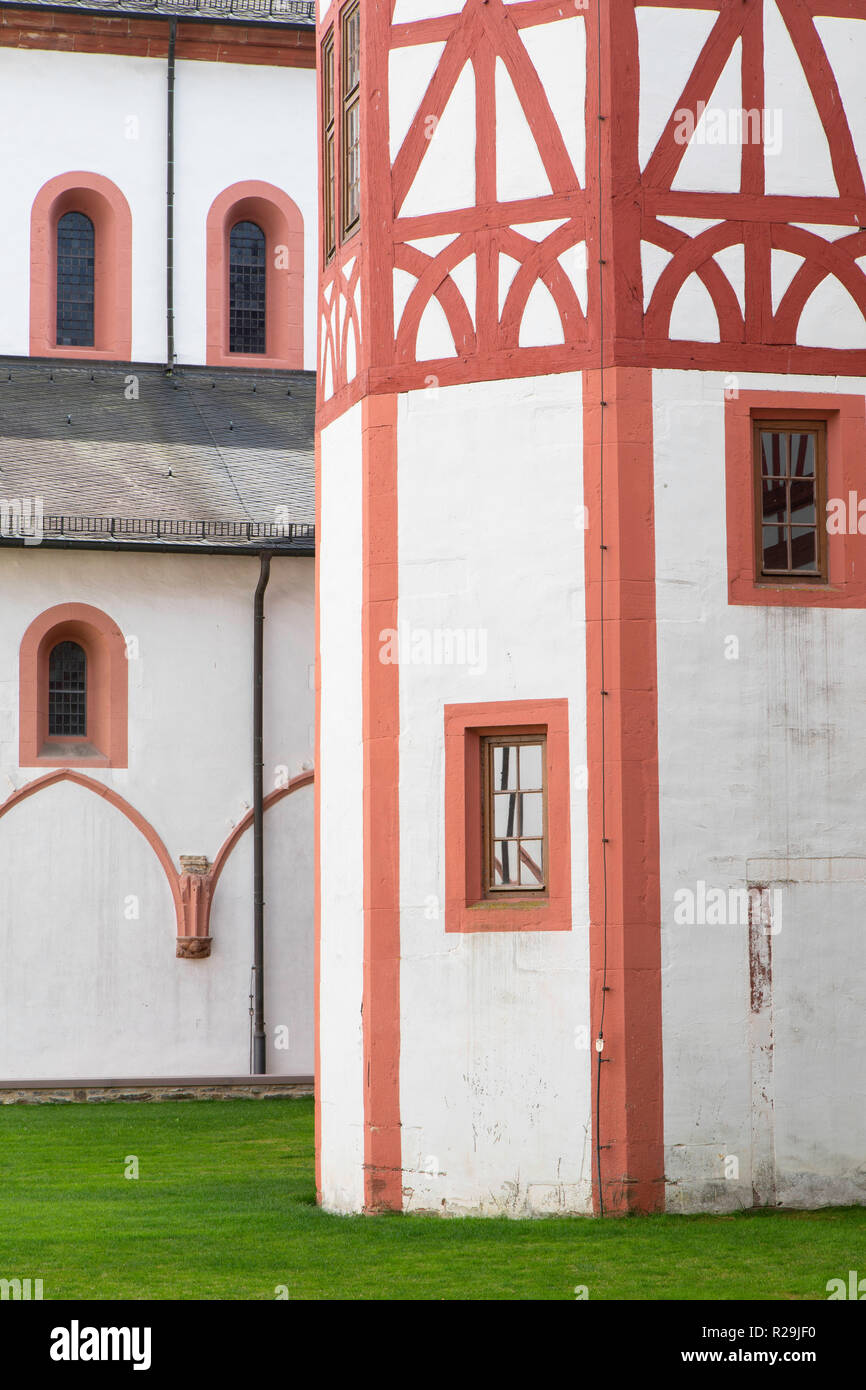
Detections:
754,579,831,590
36,345,121,361
32,741,109,768
447,895,571,934
205,348,303,371
729,575,851,607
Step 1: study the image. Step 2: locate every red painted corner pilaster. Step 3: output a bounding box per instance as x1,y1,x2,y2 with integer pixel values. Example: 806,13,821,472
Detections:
583,366,664,1215
361,392,402,1212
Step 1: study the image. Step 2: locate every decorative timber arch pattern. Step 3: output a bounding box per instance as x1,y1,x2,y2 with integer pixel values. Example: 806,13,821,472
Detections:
319,0,866,423
633,0,866,365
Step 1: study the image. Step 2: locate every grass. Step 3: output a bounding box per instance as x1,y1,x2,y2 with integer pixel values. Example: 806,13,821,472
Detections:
0,1097,863,1300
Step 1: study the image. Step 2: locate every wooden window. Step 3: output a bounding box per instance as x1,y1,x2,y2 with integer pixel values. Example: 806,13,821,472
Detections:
229,220,266,354
445,701,570,932
56,211,94,348
481,735,547,896
754,420,827,582
322,27,336,263
341,1,360,240
48,640,86,737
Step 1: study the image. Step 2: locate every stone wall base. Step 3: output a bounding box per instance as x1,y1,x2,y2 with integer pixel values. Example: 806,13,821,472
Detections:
0,1078,314,1104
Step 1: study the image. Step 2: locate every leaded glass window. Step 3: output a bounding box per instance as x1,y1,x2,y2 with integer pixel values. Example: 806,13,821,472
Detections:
229,220,266,354
56,212,94,347
48,641,87,737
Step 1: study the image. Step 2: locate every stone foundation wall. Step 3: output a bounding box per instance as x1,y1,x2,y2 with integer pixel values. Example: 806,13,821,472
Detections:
0,1081,314,1104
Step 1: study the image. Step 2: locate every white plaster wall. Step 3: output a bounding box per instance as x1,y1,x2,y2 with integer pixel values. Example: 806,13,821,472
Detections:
397,373,593,1216
0,547,315,1077
653,368,866,1212
0,47,316,367
317,403,366,1212
0,48,165,362
174,59,317,370
394,6,585,235
636,0,842,197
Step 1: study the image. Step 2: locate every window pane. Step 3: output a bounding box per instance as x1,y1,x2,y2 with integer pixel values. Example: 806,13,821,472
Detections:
48,641,86,736
229,221,266,354
493,840,514,886
493,792,517,838
757,424,826,581
323,39,334,124
761,477,787,522
344,100,360,230
342,3,361,236
519,792,543,838
519,743,543,789
791,528,819,571
762,525,788,570
789,479,815,525
492,744,518,790
790,433,815,477
56,211,94,348
325,135,336,260
761,431,786,477
343,5,360,94
519,841,544,887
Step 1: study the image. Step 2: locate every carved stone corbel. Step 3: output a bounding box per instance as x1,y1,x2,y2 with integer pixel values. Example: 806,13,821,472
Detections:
176,855,214,958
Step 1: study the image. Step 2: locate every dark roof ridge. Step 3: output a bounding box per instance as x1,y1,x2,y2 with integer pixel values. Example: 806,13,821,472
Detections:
0,0,317,26
0,354,316,384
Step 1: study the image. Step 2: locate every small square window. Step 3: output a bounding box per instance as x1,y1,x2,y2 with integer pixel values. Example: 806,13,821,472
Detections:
444,700,571,933
753,419,827,583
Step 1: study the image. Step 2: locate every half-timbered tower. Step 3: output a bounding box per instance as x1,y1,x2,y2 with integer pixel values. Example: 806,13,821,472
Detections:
315,0,866,1215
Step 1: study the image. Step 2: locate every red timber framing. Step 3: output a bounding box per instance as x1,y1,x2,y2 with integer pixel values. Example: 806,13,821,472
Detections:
315,0,866,1212
318,0,866,430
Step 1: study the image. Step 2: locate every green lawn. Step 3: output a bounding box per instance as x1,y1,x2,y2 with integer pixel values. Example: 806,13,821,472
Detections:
0,1098,862,1300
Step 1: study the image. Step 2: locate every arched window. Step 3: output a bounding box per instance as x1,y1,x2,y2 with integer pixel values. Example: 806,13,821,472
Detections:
19,604,128,768
31,173,132,360
229,220,267,354
206,182,304,369
48,640,87,737
56,212,95,348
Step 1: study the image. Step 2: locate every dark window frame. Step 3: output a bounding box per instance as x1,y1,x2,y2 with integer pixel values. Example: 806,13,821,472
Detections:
480,732,548,899
47,639,87,738
228,219,267,356
322,26,336,264
56,210,95,349
753,418,828,584
341,0,361,242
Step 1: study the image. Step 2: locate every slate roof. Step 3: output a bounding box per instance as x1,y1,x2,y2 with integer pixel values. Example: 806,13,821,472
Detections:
0,358,315,552
2,0,316,24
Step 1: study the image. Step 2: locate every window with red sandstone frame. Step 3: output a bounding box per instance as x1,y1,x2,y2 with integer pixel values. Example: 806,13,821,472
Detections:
444,700,571,933
754,419,827,583
19,604,129,769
